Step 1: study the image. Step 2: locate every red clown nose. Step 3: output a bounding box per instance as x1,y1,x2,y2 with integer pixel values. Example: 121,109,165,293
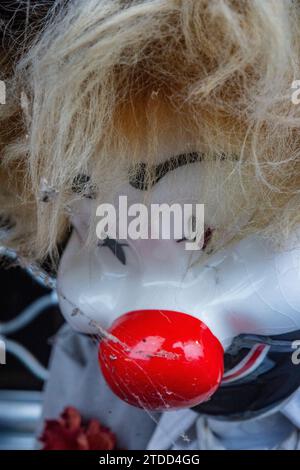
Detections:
98,309,224,411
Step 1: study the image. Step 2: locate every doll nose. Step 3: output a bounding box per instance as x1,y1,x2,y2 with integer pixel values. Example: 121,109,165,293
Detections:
98,309,224,410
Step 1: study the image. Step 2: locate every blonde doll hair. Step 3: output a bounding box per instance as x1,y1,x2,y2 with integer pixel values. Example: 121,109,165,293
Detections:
1,0,300,263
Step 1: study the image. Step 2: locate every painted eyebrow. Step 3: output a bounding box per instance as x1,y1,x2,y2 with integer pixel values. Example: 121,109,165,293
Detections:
129,152,202,191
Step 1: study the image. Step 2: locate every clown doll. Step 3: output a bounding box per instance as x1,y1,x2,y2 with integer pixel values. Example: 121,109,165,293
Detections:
1,0,300,450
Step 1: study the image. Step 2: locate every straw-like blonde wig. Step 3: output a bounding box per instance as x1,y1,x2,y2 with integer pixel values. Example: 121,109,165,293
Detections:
1,0,300,264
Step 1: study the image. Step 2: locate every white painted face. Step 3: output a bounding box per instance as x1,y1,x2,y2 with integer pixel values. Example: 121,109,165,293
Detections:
57,157,300,351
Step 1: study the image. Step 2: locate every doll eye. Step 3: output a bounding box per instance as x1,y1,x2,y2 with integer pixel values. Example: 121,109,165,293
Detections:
177,226,213,250
129,152,202,190
98,237,128,265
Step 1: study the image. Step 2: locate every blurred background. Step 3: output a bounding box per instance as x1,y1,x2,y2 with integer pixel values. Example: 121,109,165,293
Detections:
0,254,64,449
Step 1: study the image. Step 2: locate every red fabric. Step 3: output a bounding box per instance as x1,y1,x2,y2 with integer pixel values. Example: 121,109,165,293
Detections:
40,406,117,450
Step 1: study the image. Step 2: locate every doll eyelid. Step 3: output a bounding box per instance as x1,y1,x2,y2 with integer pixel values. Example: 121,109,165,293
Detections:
98,237,128,265
177,226,213,251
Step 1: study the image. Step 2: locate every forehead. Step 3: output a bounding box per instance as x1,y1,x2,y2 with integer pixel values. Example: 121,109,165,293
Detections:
76,96,250,234
110,93,245,175
112,95,236,165
84,97,243,211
